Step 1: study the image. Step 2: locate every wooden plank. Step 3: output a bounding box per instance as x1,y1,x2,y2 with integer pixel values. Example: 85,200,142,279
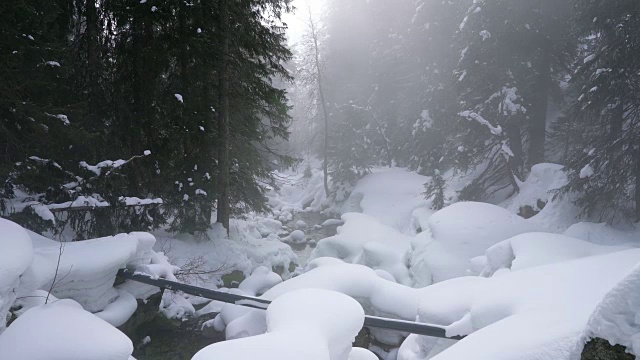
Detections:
117,269,464,340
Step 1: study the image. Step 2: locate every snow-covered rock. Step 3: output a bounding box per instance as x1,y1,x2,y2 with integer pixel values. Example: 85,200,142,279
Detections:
20,233,142,312
574,262,640,358
310,213,413,285
194,289,366,360
0,299,133,360
410,201,538,285
285,229,306,244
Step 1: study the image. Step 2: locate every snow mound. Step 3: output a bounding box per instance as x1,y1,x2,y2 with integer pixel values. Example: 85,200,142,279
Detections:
574,262,640,358
0,218,33,333
20,233,142,312
564,221,640,246
193,289,365,360
285,229,306,244
94,289,138,327
502,163,567,214
155,218,297,285
268,168,329,212
340,168,428,233
415,249,640,359
0,299,133,360
310,213,413,285
238,266,283,296
480,232,629,277
214,262,423,345
410,202,538,285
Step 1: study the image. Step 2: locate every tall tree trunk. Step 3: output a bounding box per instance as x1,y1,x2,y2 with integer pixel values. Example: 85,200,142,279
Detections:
636,141,640,222
85,0,99,131
307,8,330,197
216,0,231,232
529,40,551,166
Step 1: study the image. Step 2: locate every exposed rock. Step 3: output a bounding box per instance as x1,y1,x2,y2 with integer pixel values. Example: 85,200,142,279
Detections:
581,338,634,360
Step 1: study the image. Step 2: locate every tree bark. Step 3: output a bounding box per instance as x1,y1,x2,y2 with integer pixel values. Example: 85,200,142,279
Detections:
528,40,551,167
85,0,99,130
307,8,330,197
216,0,231,232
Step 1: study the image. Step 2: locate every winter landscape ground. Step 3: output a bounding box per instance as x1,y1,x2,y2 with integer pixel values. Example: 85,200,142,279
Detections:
3,164,640,359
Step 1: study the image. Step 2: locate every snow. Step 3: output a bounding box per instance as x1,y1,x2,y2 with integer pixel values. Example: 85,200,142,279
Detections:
575,263,640,357
238,266,283,296
94,289,138,327
45,61,60,67
153,219,296,285
120,196,163,206
502,163,567,214
20,234,139,312
0,219,33,333
583,54,595,63
194,289,365,360
322,218,344,226
479,232,629,277
579,164,594,178
458,111,502,135
47,195,109,210
285,229,306,244
32,205,55,223
268,167,329,213
309,213,413,285
0,299,133,360
340,168,429,232
414,248,640,359
410,201,537,284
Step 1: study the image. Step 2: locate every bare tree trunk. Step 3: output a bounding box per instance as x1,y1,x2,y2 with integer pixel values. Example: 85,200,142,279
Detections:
307,6,330,197
636,143,640,222
216,0,231,232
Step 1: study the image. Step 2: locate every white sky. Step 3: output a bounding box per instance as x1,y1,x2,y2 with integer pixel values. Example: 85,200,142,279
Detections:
282,0,326,46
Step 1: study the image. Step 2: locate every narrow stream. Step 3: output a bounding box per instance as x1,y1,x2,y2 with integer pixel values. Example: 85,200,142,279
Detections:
280,210,341,267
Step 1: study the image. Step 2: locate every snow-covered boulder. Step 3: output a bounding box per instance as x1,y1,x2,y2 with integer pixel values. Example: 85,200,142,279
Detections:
310,213,413,285
0,218,33,333
284,229,307,244
0,299,133,360
238,266,283,296
410,201,538,285
194,288,370,360
573,262,640,358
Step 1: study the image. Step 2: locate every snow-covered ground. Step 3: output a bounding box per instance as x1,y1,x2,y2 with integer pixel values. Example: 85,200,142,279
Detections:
199,163,640,360
2,162,640,360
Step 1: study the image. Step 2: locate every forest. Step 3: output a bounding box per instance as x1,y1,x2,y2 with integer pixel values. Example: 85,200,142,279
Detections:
1,0,640,359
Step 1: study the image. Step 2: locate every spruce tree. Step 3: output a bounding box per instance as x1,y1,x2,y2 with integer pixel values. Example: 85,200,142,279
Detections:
558,0,640,223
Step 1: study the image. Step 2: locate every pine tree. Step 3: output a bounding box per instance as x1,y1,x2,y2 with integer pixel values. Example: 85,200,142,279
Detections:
558,0,640,223
450,0,572,201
